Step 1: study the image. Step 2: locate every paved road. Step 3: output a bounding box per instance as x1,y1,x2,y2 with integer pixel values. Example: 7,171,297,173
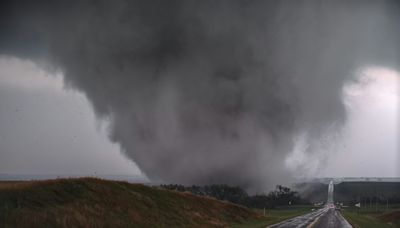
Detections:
268,207,352,228
313,208,352,228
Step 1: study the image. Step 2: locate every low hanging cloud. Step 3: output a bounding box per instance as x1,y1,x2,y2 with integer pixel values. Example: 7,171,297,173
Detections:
0,0,398,190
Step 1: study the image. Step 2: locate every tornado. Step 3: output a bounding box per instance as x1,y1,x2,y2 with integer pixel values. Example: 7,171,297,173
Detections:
0,0,398,191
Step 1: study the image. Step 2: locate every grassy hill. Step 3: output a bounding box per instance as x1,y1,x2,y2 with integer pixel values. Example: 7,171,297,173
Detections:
0,178,260,227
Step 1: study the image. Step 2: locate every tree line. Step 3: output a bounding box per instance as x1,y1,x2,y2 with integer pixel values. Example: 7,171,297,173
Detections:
160,184,308,209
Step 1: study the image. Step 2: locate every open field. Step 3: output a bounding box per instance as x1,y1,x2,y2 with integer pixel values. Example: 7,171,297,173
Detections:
342,207,400,228
0,178,260,227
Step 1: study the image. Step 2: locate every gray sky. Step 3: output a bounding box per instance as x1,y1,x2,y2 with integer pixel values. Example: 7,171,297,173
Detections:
0,56,142,176
286,66,399,177
320,67,399,177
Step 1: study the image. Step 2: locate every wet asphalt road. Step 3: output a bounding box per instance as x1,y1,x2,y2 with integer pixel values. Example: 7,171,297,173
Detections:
312,208,352,228
268,207,352,228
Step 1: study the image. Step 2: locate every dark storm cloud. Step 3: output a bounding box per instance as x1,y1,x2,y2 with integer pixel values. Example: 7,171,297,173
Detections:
1,0,398,190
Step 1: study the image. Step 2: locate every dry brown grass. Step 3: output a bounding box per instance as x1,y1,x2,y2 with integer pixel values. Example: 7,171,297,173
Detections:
0,178,259,227
379,210,400,224
0,181,35,190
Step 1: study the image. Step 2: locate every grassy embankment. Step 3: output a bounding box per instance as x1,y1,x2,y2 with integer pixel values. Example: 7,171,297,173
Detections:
342,206,400,228
0,178,260,227
0,178,314,227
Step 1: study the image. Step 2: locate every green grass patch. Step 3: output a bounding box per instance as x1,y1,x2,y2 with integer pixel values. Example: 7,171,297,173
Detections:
233,206,315,228
342,208,400,228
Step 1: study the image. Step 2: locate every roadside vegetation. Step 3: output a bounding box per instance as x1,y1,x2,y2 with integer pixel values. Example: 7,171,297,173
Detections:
233,206,315,228
342,206,400,228
161,183,318,227
0,178,261,227
161,184,308,209
0,178,316,227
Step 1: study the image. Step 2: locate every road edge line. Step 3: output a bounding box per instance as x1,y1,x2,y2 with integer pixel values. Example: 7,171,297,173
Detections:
306,211,325,228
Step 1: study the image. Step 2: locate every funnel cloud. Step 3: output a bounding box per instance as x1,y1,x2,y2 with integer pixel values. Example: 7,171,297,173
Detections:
0,0,398,190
